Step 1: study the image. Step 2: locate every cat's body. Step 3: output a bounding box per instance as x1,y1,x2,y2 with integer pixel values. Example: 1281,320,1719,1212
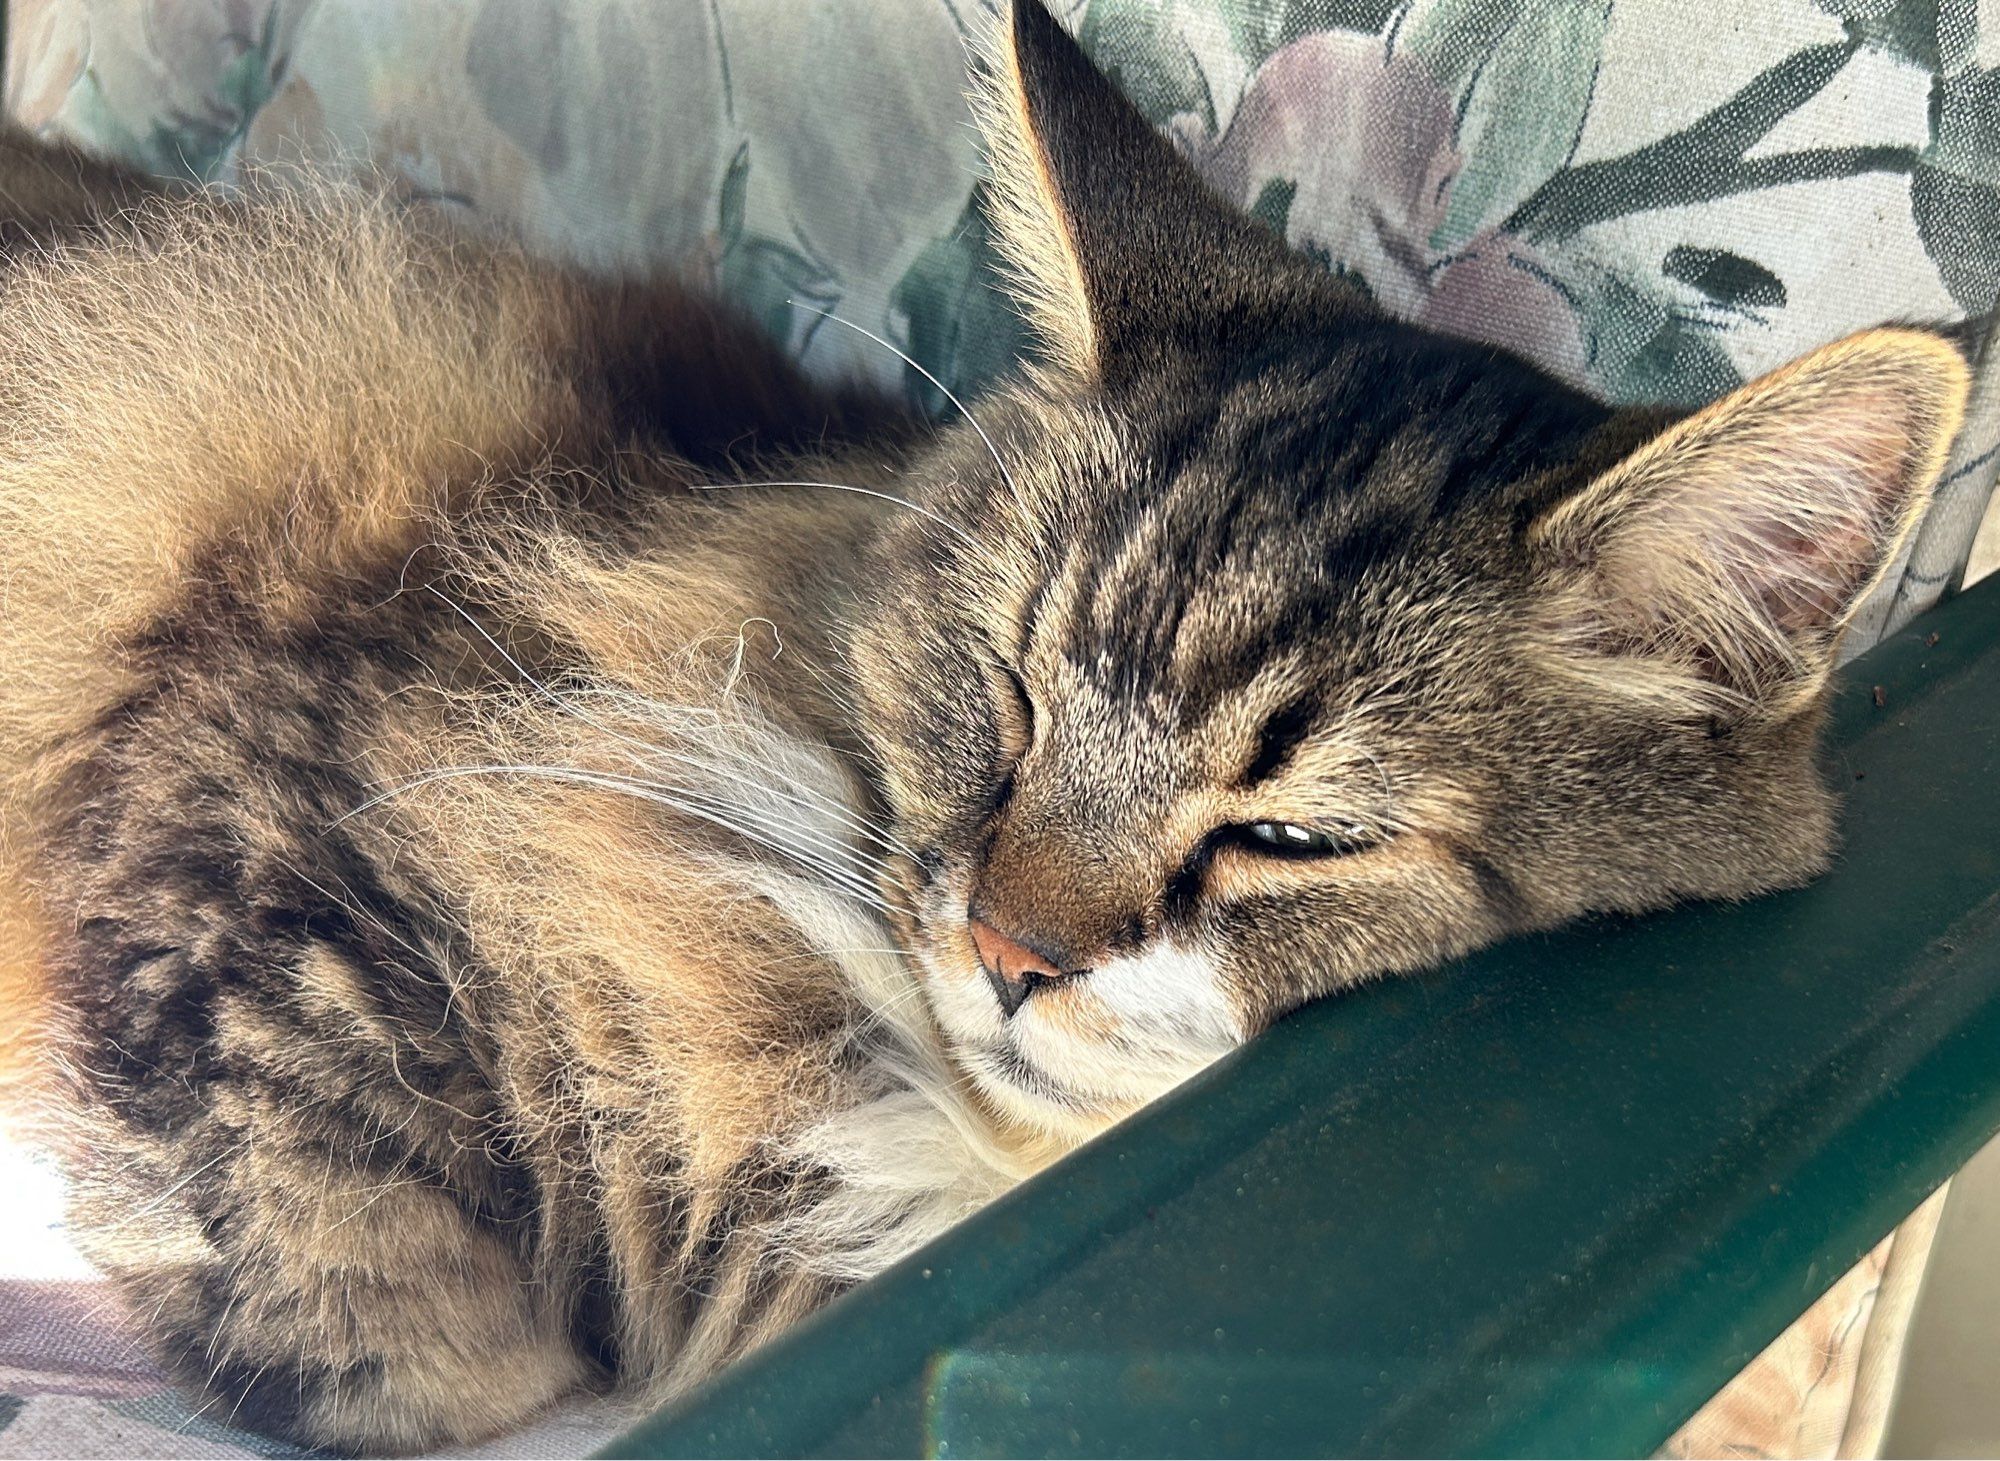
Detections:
0,129,1031,1450
0,4,1973,1451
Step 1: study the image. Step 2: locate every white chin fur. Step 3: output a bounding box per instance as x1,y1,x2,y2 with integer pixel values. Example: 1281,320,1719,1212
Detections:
692,710,1243,1274
924,937,1246,1137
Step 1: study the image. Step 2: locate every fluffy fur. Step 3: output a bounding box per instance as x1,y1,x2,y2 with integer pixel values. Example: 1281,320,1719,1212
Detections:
0,3,1971,1451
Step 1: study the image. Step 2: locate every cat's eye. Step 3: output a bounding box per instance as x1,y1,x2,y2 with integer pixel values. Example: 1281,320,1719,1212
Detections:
993,663,1035,758
1237,820,1369,857
1004,665,1034,728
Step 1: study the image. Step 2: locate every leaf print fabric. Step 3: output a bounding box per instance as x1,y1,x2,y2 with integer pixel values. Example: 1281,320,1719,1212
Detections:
6,0,1994,640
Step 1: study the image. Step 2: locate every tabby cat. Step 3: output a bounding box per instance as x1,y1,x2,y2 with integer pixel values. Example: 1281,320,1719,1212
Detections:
0,2,1970,1451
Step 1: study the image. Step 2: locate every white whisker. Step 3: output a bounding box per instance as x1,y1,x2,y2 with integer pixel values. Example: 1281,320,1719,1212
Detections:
561,685,914,859
338,764,901,915
689,477,989,561
786,300,1026,520
417,585,912,863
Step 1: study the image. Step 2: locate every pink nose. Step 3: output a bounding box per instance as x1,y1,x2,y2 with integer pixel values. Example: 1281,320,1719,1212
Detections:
969,917,1067,1017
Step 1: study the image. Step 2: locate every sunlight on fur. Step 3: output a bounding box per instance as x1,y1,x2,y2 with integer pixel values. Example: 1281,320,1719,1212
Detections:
0,3,1974,1451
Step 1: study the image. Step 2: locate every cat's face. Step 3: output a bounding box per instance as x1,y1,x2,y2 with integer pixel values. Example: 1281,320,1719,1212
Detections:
849,1,1968,1136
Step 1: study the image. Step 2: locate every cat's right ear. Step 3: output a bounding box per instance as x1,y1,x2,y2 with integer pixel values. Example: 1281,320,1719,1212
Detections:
976,0,1305,378
1530,328,1970,716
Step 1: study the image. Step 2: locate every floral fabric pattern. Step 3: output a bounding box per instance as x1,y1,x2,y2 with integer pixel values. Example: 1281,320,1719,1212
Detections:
5,0,1997,641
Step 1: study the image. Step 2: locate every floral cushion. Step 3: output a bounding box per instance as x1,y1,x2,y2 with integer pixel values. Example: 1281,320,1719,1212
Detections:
6,0,1997,646
0,7,1996,1459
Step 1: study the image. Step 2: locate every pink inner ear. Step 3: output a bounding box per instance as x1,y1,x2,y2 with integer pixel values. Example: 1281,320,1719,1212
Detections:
1731,501,1879,636
1595,422,1906,672
1570,348,1961,698
1540,330,1965,704
1691,415,1906,641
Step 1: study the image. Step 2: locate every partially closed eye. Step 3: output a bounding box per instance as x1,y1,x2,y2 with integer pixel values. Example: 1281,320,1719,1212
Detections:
1232,820,1373,858
991,663,1035,762
1176,819,1385,908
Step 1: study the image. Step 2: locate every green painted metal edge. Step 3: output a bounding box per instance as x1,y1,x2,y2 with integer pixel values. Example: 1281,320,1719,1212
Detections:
601,578,2000,1459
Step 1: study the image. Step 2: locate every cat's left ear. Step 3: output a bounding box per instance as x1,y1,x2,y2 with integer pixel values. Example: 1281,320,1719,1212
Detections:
1531,328,1971,713
976,0,1315,379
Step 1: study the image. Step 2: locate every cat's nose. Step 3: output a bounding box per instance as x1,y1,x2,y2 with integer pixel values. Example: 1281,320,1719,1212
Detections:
968,915,1078,1017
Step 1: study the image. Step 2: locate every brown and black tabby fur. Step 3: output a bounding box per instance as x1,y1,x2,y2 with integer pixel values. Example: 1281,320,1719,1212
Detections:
0,3,1971,1452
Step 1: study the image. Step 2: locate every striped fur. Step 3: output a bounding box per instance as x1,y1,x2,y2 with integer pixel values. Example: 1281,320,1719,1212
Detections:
0,2,1970,1450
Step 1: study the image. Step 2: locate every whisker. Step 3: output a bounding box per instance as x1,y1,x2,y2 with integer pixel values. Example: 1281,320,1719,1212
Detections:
632,738,913,860
786,299,1028,519
418,586,914,863
339,764,900,914
562,685,915,859
689,478,989,561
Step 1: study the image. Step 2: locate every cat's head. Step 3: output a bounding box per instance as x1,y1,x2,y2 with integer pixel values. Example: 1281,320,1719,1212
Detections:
849,0,1970,1137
